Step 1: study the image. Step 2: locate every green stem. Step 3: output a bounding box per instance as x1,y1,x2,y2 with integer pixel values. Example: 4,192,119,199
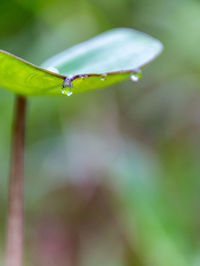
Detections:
6,96,27,266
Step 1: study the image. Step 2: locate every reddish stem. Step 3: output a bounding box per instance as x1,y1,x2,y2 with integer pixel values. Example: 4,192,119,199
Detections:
6,96,27,266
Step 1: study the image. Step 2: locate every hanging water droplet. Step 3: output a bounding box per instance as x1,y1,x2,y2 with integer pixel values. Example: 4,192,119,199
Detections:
130,73,139,82
101,73,107,81
47,66,59,74
62,77,73,88
61,77,73,96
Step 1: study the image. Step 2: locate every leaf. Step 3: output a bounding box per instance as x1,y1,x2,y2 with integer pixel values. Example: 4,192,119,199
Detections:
0,50,65,96
0,28,163,96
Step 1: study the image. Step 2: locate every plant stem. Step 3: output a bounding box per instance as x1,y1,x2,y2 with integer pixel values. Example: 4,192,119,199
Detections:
6,96,27,266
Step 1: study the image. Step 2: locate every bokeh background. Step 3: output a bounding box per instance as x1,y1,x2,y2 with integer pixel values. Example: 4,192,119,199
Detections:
1,0,200,265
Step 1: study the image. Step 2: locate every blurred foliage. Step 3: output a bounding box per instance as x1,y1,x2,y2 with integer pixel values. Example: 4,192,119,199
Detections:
1,0,200,265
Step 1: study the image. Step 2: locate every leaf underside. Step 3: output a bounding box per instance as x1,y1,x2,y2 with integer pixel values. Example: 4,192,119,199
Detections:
0,28,163,96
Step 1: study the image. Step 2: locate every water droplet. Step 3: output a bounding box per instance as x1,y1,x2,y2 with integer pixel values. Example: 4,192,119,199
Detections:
61,77,73,96
62,77,73,88
47,66,59,74
101,73,107,81
80,75,84,79
130,73,139,82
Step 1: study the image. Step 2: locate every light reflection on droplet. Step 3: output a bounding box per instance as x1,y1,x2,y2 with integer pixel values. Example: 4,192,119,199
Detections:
66,91,73,96
61,89,73,96
130,73,139,82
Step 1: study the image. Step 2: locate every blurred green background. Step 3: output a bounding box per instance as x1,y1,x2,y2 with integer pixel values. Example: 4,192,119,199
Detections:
1,0,200,265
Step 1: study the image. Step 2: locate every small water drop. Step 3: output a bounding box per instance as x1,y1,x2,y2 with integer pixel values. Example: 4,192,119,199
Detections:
101,73,107,81
47,66,59,74
80,75,84,79
130,73,139,82
62,77,73,88
61,77,73,96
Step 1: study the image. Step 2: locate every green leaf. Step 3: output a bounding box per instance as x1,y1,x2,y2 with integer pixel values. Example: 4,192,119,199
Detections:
0,50,65,96
0,28,163,97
